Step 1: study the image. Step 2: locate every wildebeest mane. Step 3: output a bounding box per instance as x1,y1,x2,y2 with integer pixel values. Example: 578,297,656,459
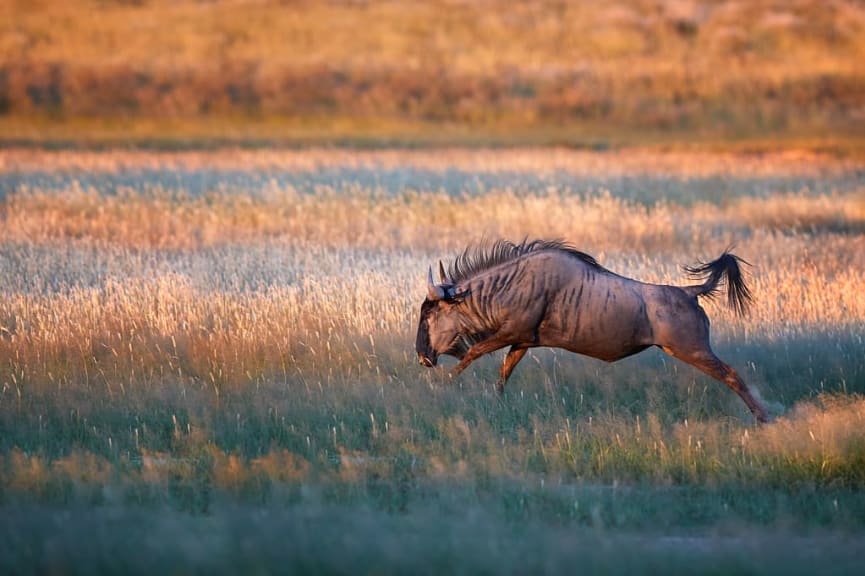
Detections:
447,238,605,284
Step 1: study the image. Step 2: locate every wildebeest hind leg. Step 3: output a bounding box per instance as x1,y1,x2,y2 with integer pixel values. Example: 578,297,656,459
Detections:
496,346,528,394
661,346,769,424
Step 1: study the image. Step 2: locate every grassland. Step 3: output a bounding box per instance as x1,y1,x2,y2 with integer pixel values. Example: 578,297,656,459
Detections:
1,146,864,573
2,0,865,146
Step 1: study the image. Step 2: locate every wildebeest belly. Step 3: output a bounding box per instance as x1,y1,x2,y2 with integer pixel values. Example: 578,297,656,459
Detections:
536,285,653,362
543,331,653,362
567,343,653,362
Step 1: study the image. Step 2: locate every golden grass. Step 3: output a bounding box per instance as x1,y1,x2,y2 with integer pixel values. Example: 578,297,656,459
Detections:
1,233,862,398
2,167,863,256
751,395,865,465
1,148,863,397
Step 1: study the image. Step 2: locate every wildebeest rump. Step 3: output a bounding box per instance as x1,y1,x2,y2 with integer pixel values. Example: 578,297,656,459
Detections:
415,239,769,423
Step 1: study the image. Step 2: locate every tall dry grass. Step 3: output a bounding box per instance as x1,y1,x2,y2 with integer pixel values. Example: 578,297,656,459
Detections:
1,149,863,396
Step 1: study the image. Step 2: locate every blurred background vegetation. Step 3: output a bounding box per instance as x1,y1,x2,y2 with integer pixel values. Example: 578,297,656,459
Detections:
2,0,864,147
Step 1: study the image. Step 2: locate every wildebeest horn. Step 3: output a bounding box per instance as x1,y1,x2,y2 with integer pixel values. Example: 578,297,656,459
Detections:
427,266,445,300
438,261,449,284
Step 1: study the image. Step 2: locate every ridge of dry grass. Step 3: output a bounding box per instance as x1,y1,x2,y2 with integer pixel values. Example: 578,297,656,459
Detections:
5,0,863,79
2,0,864,140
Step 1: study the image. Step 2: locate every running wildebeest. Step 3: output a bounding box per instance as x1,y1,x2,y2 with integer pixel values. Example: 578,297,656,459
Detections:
415,239,769,423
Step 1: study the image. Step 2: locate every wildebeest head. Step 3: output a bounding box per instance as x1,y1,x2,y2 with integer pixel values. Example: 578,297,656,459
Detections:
416,262,470,367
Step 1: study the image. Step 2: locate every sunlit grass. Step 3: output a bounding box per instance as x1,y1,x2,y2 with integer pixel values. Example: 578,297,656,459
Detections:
1,184,863,395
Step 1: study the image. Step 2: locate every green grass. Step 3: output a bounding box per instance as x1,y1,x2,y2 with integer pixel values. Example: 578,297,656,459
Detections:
5,503,865,576
2,340,864,572
3,378,865,573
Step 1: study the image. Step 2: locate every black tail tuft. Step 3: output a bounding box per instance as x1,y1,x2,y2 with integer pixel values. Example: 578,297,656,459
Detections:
684,252,752,317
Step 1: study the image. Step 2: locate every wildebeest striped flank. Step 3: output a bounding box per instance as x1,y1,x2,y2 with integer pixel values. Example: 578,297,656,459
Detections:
415,239,769,423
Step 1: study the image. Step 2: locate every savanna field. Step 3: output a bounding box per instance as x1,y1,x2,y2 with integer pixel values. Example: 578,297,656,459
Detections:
1,147,864,574
3,0,865,573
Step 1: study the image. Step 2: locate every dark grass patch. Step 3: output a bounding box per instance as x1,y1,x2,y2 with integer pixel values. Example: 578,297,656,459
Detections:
2,499,865,576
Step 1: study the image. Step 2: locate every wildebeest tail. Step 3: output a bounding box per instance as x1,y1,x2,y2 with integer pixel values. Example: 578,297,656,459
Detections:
683,252,752,316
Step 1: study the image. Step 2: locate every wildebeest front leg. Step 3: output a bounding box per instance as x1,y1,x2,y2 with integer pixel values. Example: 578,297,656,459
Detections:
449,336,513,379
496,345,528,394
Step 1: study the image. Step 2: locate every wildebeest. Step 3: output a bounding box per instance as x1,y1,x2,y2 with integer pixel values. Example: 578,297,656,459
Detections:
415,239,769,423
